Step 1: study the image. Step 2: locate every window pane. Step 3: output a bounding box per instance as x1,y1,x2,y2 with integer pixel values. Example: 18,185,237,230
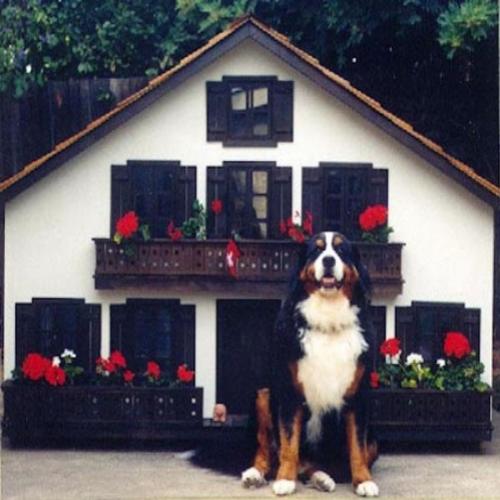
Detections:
253,195,267,219
348,175,364,196
133,305,172,364
252,171,268,194
231,170,246,194
253,117,269,137
231,112,247,137
231,87,247,110
259,222,268,238
252,87,268,109
417,309,436,361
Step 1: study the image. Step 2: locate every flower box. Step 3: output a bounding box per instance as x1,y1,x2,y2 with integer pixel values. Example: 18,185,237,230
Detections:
1,381,203,445
93,238,404,295
369,389,492,442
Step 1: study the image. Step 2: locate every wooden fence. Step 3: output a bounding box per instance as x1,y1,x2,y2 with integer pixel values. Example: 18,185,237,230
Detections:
0,77,148,181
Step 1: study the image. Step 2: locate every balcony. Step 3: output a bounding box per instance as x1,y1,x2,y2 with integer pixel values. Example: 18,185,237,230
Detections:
93,239,403,295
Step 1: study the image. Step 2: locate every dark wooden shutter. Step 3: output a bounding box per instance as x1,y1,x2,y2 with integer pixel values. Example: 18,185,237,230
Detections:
110,304,127,355
110,164,131,236
395,306,415,357
302,167,323,234
78,304,101,372
370,306,387,368
206,81,228,141
269,166,292,238
207,166,228,238
175,165,196,226
463,308,481,355
179,305,196,371
15,303,36,367
273,81,293,142
367,168,388,206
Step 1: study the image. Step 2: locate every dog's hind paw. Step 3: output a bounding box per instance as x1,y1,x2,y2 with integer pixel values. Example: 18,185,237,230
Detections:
272,479,296,496
241,467,266,489
310,471,336,492
356,480,379,497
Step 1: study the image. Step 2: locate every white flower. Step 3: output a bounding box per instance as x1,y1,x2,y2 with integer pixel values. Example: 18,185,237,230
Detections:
405,353,424,366
52,356,61,367
26,64,32,74
436,358,446,368
61,349,76,359
385,352,401,365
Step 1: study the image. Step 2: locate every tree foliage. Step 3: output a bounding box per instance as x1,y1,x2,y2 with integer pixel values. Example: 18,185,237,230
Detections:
0,0,497,182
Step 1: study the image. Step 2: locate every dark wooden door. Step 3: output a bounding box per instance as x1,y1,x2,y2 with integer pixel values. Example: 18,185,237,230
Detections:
216,300,281,415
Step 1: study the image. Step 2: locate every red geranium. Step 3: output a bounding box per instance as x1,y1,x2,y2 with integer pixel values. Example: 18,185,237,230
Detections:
359,205,388,231
96,356,116,374
45,365,66,386
109,350,127,369
369,371,380,389
167,221,183,241
444,332,471,359
177,364,195,383
146,361,161,380
379,338,401,357
288,227,305,243
22,353,51,381
303,211,313,236
115,211,139,239
123,370,135,383
211,199,223,215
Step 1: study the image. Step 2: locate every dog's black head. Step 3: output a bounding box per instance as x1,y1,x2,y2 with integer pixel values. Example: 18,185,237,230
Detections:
295,231,370,304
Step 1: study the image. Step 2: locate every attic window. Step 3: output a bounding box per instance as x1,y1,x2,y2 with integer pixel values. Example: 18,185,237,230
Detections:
207,76,293,146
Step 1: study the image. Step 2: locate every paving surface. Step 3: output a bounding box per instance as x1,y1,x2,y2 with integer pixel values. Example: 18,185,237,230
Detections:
1,411,499,500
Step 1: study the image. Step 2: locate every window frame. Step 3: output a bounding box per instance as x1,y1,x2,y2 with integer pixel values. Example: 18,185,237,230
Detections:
206,76,293,147
15,298,100,372
110,299,195,377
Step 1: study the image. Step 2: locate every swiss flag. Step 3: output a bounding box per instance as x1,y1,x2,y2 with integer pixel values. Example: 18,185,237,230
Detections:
225,239,241,278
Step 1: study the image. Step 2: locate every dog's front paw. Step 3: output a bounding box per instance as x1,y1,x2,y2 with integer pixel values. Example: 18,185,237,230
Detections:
241,467,266,489
272,479,296,496
310,471,336,492
356,480,379,497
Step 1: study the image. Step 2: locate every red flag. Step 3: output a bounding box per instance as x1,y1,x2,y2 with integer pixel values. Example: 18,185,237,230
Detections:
226,239,241,278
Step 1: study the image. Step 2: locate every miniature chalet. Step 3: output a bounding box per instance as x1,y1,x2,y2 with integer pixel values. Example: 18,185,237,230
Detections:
1,17,498,442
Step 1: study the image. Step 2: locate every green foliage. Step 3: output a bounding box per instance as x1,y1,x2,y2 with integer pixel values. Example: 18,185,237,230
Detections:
361,226,393,244
0,0,497,181
181,199,207,239
438,0,498,58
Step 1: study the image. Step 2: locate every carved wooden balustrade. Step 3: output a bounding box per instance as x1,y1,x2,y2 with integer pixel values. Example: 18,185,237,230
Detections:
93,238,403,294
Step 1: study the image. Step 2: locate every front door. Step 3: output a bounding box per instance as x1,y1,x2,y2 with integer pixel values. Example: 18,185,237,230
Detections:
216,299,281,415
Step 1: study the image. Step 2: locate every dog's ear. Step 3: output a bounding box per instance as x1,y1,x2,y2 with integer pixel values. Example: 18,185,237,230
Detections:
352,243,371,303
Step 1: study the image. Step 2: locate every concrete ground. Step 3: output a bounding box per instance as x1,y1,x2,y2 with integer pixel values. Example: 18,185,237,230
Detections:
1,412,499,500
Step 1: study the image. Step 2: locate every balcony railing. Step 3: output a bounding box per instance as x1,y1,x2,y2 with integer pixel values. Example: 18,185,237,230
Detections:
93,238,403,294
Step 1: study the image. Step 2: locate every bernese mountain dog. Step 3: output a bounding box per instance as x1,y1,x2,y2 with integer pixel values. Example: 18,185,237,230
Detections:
241,231,379,497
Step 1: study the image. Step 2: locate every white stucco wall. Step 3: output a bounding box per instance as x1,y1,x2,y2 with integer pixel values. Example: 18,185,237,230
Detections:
4,40,495,414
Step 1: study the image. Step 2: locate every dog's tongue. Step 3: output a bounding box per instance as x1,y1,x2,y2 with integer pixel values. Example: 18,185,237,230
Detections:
321,276,336,289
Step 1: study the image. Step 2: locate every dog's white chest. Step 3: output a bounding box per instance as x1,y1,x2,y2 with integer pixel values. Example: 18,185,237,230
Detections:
297,326,365,415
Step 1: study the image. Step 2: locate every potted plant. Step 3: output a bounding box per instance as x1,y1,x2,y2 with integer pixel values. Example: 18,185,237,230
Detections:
369,333,492,442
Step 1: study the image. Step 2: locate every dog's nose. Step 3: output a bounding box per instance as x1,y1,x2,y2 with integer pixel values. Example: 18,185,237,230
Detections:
323,256,335,269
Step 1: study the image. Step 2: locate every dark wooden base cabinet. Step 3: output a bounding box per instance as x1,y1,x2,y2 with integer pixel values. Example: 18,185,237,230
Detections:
2,382,202,444
370,389,493,442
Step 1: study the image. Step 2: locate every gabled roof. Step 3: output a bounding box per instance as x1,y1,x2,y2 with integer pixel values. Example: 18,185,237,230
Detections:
0,15,498,205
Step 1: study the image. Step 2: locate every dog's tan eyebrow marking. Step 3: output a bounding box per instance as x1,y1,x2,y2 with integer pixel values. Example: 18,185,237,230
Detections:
333,235,344,246
315,238,325,249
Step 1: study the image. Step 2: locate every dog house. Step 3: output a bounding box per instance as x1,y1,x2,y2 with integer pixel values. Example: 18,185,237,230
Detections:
1,17,497,444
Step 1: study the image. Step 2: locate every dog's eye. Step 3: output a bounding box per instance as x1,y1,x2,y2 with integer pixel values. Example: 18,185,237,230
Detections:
315,239,325,249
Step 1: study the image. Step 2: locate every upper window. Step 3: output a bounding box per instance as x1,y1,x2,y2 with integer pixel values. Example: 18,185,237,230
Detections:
302,163,388,239
15,299,101,371
207,77,293,146
110,300,195,376
207,162,291,240
395,302,480,363
111,160,196,238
